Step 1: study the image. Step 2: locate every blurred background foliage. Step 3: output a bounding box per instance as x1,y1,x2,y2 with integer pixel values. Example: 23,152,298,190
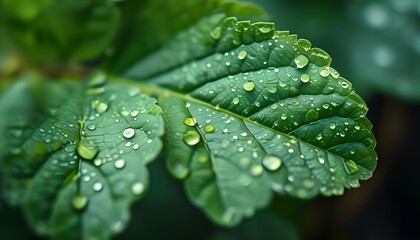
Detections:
1,0,420,239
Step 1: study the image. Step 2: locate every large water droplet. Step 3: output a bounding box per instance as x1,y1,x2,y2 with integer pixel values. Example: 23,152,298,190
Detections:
87,124,96,131
183,130,201,146
238,50,248,60
320,68,330,77
72,195,88,210
114,159,126,169
77,143,98,160
132,182,145,195
294,55,309,68
123,128,136,139
95,102,108,113
297,39,312,50
183,117,197,127
262,155,282,171
243,81,255,91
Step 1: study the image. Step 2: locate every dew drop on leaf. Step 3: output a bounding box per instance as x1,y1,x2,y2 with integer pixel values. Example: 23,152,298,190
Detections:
204,124,215,133
130,110,139,117
131,182,145,195
237,50,248,60
262,155,282,171
300,73,311,83
95,102,108,113
72,195,88,210
183,130,201,146
243,81,255,91
293,54,309,68
114,159,126,169
93,182,103,192
320,68,330,77
183,117,197,127
123,128,136,139
250,165,263,176
345,160,359,174
87,124,96,131
232,97,240,105
329,123,336,129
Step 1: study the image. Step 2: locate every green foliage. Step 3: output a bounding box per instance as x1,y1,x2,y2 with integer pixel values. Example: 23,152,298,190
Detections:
0,0,378,239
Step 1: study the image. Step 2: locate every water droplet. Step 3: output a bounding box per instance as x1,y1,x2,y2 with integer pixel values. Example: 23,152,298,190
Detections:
132,182,144,195
318,157,325,164
345,160,359,174
114,159,126,169
316,133,323,140
297,39,312,50
87,124,96,131
204,124,215,133
77,143,98,160
243,81,255,91
340,81,349,89
329,123,336,129
300,73,311,83
93,182,103,192
294,55,309,68
225,61,231,66
288,148,294,153
250,165,264,176
232,97,240,105
130,110,139,117
72,195,88,210
238,50,248,60
280,114,287,120
183,131,201,146
93,159,102,166
355,125,361,130
210,26,221,39
262,155,282,171
320,68,330,77
258,26,272,33
330,68,340,78
95,102,108,113
183,117,197,127
322,103,330,109
123,128,136,139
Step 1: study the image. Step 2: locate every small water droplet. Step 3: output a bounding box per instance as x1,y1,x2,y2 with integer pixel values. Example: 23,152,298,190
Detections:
300,73,311,83
131,182,144,195
280,114,287,120
330,68,340,78
130,110,139,117
93,182,103,192
322,103,330,109
238,50,248,60
232,97,240,105
114,159,126,169
243,81,255,91
183,131,201,146
316,133,323,140
262,155,282,171
288,148,294,153
294,55,309,68
329,123,336,129
87,124,96,131
225,61,231,66
123,128,136,139
297,39,312,50
204,125,215,133
183,117,197,127
133,144,139,150
72,195,88,210
318,157,325,164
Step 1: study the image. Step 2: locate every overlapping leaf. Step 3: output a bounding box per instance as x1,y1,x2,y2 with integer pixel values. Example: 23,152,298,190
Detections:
126,15,378,226
0,74,164,239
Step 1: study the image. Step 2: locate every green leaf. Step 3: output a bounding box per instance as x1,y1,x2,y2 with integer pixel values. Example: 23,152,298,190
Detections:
106,0,266,73
127,15,377,226
0,73,164,239
0,0,119,63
